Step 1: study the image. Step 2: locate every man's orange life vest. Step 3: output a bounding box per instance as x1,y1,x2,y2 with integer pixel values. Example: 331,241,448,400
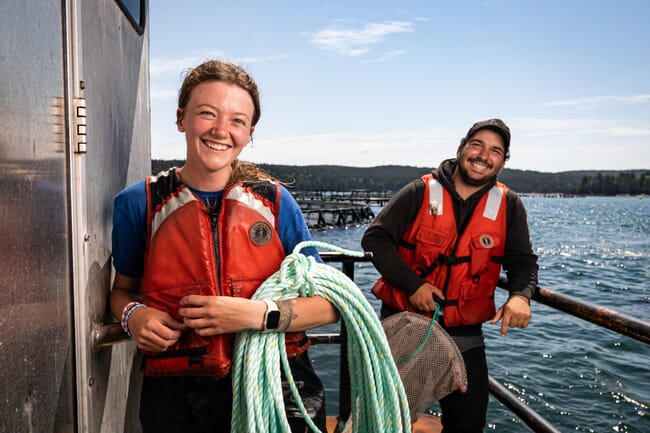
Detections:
372,173,508,326
141,168,309,377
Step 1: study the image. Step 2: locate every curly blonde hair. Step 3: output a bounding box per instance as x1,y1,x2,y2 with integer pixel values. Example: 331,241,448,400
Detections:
226,160,278,187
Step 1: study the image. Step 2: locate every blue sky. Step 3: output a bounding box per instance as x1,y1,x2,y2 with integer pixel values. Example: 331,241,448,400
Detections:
149,0,649,172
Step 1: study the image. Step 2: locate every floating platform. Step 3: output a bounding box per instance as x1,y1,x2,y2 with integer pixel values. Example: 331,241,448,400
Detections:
294,190,391,229
300,201,375,229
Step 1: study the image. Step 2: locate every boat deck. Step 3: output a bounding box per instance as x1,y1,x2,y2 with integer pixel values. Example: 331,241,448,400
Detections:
326,413,442,433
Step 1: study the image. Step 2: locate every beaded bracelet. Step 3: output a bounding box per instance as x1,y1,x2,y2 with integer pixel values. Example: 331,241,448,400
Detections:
121,301,147,338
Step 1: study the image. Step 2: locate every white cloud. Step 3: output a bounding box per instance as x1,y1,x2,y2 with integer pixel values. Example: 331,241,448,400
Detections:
363,49,408,64
495,117,650,170
608,126,650,137
151,119,650,171
307,21,414,57
544,94,650,107
511,117,650,139
149,52,290,102
514,117,605,137
150,52,224,76
150,52,285,77
237,127,455,168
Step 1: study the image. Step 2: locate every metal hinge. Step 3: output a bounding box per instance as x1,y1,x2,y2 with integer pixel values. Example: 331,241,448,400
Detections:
72,97,87,153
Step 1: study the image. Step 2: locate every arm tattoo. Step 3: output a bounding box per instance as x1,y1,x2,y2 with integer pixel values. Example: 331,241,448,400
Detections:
277,299,297,331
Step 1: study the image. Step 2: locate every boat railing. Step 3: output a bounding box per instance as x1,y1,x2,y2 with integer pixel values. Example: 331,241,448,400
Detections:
92,252,650,433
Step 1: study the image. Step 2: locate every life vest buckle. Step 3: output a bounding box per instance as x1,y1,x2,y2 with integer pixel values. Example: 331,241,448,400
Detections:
188,354,204,370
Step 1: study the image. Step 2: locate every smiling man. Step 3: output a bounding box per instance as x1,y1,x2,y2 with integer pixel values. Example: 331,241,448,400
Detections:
362,118,539,433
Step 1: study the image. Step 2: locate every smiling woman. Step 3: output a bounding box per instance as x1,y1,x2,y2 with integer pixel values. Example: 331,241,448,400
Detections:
109,58,338,433
176,80,256,191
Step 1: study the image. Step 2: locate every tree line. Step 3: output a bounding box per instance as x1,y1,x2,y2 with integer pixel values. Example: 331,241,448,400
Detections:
152,160,649,195
573,172,650,195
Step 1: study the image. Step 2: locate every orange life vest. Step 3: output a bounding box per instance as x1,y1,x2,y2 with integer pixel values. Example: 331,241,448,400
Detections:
141,168,309,377
372,173,508,326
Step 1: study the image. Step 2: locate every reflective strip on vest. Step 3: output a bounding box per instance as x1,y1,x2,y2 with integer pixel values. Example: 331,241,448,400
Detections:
225,185,276,227
483,186,504,221
150,167,174,183
151,187,199,238
430,178,503,221
428,179,444,216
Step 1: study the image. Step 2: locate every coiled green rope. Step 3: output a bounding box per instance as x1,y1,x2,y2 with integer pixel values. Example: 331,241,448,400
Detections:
232,241,411,433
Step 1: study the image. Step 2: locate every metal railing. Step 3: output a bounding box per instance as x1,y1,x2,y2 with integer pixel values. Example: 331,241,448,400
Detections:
92,252,650,433
522,280,650,345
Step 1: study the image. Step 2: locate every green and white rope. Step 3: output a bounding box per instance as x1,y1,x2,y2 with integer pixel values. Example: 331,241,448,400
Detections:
231,241,411,433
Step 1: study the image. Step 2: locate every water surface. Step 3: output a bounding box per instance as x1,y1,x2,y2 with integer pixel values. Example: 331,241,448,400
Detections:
310,196,649,432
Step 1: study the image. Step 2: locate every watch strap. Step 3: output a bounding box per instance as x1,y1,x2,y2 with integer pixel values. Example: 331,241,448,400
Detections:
262,299,280,331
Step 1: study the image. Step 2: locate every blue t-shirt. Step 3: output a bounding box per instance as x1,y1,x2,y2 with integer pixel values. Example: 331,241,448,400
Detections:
112,180,319,278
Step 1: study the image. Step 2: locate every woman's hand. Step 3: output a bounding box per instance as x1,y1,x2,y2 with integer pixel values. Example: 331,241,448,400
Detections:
128,307,186,352
179,295,267,335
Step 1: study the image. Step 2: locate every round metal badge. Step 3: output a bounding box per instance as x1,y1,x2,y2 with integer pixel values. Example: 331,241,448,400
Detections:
249,221,273,246
479,234,494,248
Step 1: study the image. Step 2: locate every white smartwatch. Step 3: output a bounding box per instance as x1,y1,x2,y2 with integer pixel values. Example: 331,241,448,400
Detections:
262,300,280,331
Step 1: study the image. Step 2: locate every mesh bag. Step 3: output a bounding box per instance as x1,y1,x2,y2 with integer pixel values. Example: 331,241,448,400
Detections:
381,311,468,420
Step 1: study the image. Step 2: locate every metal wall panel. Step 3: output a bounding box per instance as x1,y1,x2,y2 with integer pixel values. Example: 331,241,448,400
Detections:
72,1,150,432
0,1,150,432
0,2,74,433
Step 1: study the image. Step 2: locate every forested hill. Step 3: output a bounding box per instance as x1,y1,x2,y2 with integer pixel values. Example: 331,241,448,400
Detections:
152,160,650,195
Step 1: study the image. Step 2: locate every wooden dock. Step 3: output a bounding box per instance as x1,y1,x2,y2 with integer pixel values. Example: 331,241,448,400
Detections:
294,189,393,207
294,190,392,229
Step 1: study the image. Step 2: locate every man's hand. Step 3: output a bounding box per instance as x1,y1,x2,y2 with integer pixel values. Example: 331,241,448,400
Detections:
408,282,444,313
490,294,531,337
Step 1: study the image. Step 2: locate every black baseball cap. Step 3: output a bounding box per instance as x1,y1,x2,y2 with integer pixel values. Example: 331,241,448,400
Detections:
462,118,511,158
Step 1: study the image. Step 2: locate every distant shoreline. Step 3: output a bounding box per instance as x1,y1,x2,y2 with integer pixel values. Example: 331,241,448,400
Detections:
151,159,650,195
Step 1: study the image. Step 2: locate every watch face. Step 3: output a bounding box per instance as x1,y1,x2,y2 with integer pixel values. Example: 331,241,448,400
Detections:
266,310,280,330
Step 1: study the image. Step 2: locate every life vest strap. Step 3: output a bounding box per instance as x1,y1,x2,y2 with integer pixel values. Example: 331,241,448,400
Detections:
438,299,459,307
397,239,416,250
146,346,208,359
437,254,470,265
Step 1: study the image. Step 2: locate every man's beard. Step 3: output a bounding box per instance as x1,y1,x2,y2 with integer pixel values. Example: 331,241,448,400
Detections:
456,158,498,187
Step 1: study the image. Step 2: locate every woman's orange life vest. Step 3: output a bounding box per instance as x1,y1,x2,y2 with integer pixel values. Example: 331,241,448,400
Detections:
372,173,508,327
141,168,309,377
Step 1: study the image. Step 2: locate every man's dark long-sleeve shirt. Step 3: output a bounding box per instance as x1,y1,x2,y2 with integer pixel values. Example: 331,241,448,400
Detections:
362,159,538,304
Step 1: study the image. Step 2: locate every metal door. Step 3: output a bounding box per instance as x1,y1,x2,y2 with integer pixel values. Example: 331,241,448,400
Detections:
0,1,150,432
0,1,74,432
71,1,150,432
